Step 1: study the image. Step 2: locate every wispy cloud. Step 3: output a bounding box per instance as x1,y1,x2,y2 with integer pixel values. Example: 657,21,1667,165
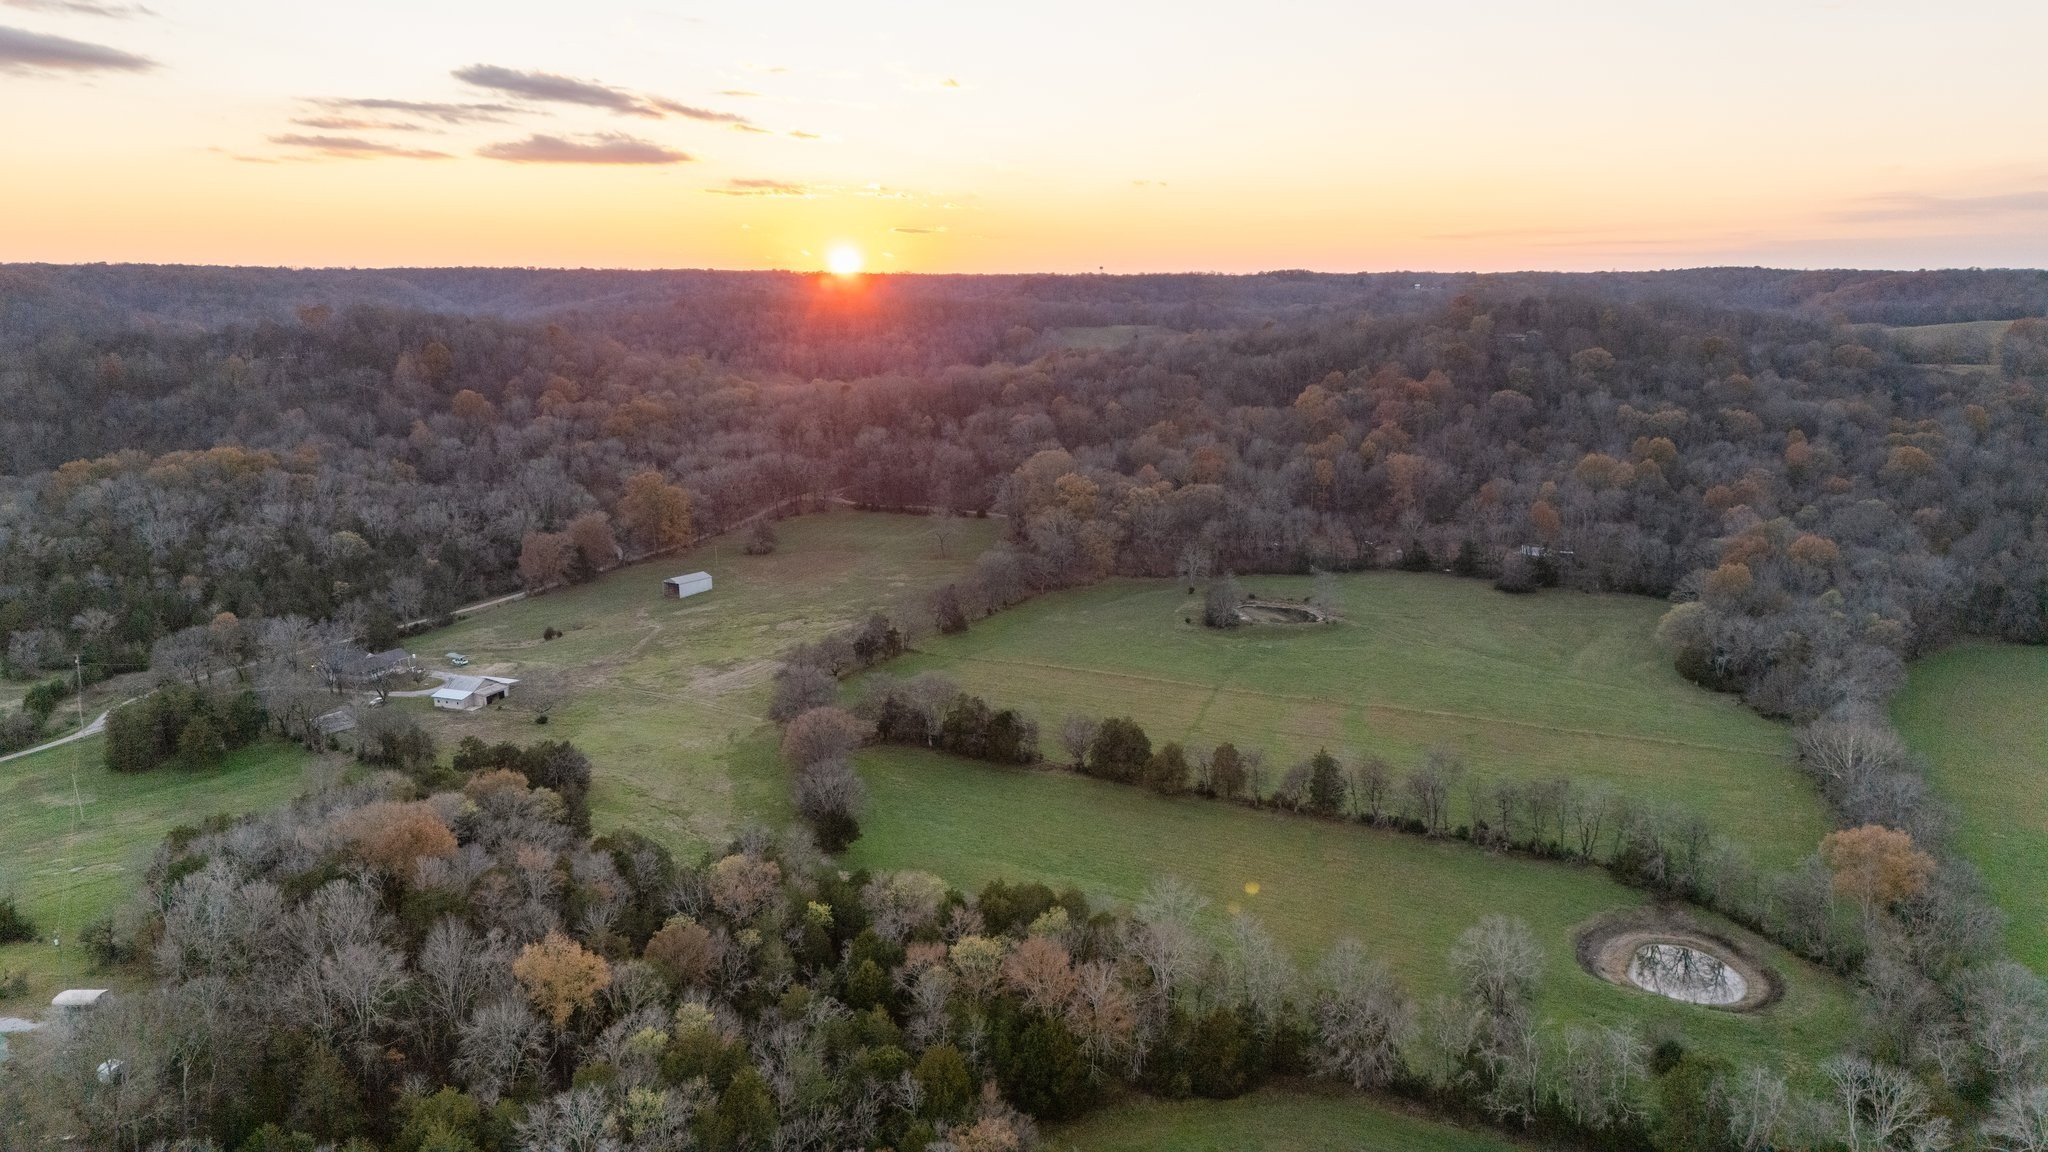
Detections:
2,0,149,17
788,129,820,140
706,177,820,197
291,115,431,132
477,132,692,164
310,97,517,125
890,226,947,234
1832,188,2048,224
649,98,746,124
268,134,451,159
456,64,655,116
0,23,151,72
720,89,760,97
454,64,752,127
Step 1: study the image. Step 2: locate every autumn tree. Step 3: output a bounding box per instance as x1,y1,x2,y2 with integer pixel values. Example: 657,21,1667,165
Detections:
334,801,458,875
1820,824,1935,909
616,469,693,554
513,931,612,1028
565,510,617,580
518,531,572,591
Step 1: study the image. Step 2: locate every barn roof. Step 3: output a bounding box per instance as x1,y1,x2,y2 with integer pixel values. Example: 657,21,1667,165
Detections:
665,571,712,585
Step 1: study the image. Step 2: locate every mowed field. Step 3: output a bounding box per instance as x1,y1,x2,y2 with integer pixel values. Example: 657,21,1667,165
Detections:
880,575,1828,865
847,747,1857,1073
1895,643,2048,971
1049,1091,1526,1152
1887,318,2015,366
0,735,316,1009
411,511,998,854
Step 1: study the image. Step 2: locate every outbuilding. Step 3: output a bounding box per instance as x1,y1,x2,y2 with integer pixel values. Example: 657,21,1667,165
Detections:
51,989,111,1012
663,571,714,600
430,674,519,711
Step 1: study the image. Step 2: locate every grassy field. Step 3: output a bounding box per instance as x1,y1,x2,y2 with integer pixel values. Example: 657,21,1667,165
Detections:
410,511,997,854
1049,1091,1526,1152
848,747,1856,1073
0,735,317,1010
877,575,1828,865
1894,642,2048,971
1887,318,2015,366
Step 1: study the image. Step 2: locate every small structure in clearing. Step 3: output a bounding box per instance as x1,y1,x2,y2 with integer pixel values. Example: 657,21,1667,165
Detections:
664,571,714,600
51,989,111,1012
431,674,518,711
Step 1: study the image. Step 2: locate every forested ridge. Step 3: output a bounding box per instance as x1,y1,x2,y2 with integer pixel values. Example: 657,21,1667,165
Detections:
3,265,2045,711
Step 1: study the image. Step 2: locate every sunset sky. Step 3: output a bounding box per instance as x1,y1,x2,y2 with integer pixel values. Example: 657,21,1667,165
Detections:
4,0,2046,273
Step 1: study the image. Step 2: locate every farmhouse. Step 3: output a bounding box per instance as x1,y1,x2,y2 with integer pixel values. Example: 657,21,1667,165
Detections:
664,571,714,599
430,674,518,711
325,646,418,690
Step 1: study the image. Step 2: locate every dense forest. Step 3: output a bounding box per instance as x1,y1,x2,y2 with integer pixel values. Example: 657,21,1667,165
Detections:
4,265,2045,708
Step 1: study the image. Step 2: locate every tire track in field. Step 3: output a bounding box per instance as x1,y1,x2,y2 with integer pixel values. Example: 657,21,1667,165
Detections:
950,655,1788,759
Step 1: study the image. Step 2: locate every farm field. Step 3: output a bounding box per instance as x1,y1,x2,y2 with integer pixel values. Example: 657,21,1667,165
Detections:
1894,642,2048,971
1049,1090,1525,1152
0,735,317,1010
847,747,1857,1073
1886,318,2015,365
410,510,997,853
879,575,1829,865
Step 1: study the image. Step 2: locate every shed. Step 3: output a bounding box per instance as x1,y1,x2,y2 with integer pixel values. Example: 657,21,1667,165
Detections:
314,708,358,736
51,989,111,1011
664,571,714,599
430,674,518,711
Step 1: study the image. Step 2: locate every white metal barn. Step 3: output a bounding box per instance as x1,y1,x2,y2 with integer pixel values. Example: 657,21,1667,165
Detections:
430,674,518,711
664,571,714,599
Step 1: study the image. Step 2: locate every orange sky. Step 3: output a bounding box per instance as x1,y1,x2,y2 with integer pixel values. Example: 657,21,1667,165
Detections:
3,0,2046,272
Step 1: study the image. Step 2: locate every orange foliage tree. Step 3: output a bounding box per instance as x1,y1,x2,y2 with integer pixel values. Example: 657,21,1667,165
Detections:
1820,825,1935,908
616,468,694,553
514,930,612,1027
333,801,458,875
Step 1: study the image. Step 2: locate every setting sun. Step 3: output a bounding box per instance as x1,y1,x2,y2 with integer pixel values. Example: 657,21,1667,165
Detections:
825,244,865,276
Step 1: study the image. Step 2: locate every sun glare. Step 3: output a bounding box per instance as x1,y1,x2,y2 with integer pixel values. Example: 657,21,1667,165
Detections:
825,244,865,276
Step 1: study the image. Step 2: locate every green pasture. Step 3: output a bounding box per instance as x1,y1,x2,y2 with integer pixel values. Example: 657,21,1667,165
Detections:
848,747,1856,1074
878,575,1828,865
0,735,314,1010
1895,642,2048,970
411,511,997,853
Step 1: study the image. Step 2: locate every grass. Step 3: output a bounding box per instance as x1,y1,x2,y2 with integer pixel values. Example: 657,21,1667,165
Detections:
878,574,1828,866
408,510,998,855
1886,318,2015,366
848,747,1857,1074
0,735,316,1010
1047,1090,1527,1152
1894,642,2048,971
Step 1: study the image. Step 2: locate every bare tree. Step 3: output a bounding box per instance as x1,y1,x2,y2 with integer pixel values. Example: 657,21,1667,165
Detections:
1450,915,1542,1023
1983,1083,2048,1152
770,664,839,723
1349,754,1392,821
781,706,870,768
1823,1054,1952,1152
1311,938,1413,1089
1966,961,2048,1089
1724,1064,1791,1152
1059,714,1099,770
1403,747,1465,835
